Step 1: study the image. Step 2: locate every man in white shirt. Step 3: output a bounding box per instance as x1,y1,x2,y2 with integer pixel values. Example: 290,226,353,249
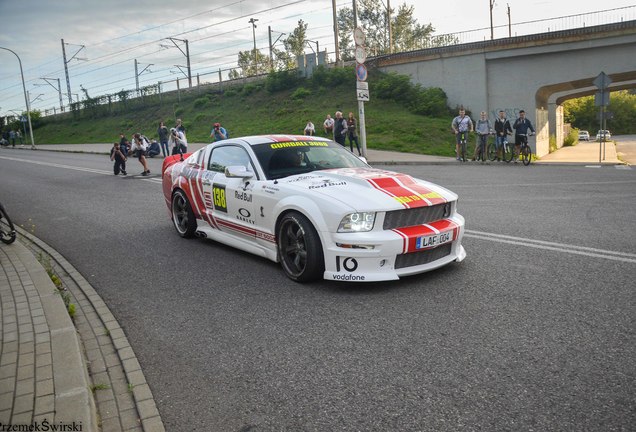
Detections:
323,114,335,136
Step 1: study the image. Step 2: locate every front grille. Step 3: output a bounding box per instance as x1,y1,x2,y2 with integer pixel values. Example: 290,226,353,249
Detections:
394,243,452,269
383,203,450,230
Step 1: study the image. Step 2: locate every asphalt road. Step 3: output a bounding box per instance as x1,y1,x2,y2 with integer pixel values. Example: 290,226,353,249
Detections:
1,149,634,431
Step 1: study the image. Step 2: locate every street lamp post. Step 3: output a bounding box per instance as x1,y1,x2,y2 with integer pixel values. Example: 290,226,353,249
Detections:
0,46,35,149
249,18,259,75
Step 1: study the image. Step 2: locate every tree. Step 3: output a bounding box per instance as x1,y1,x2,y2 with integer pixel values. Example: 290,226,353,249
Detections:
237,49,269,77
337,0,447,57
284,20,308,57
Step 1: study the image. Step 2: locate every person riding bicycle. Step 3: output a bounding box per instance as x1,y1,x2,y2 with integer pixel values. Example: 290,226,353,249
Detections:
474,111,492,161
513,110,535,163
494,110,512,161
451,108,473,161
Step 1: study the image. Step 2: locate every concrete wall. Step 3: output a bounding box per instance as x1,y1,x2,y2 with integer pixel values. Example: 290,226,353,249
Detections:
375,21,636,157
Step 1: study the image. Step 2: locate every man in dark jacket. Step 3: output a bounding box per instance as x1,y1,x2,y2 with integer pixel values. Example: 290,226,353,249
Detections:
494,110,512,161
333,111,348,146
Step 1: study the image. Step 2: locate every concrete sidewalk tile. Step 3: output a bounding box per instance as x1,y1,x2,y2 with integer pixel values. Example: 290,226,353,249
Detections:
0,364,15,379
35,378,53,397
0,393,13,410
19,351,35,367
55,387,94,429
100,416,123,432
35,341,51,354
117,347,135,361
131,384,153,403
136,399,159,420
141,415,166,432
34,394,55,415
122,358,141,373
51,329,86,392
11,411,32,425
113,337,130,351
12,392,34,414
4,340,18,353
17,364,33,380
35,352,52,368
36,365,53,381
126,370,146,387
95,387,115,404
1,351,18,365
15,378,34,396
98,398,119,419
19,341,34,354
119,408,142,428
0,409,10,423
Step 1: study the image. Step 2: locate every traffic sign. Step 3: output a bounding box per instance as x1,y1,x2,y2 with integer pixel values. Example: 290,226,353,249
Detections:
20,116,27,123
354,46,367,64
593,71,612,89
357,89,370,102
354,27,366,46
355,63,368,81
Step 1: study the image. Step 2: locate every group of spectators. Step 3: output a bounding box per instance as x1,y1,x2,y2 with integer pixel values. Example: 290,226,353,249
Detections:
303,111,361,155
451,107,535,162
110,118,188,176
0,129,23,148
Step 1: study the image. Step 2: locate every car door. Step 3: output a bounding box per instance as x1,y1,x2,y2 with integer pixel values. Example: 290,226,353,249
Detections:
202,144,257,242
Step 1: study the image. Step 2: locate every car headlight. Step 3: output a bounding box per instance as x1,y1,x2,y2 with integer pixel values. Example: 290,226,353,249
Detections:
338,212,376,232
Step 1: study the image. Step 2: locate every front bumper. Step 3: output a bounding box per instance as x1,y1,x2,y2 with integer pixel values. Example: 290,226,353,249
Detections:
321,215,466,282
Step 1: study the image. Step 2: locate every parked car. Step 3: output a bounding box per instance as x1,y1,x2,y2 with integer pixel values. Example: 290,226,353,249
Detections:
578,130,590,141
596,130,611,141
161,135,466,282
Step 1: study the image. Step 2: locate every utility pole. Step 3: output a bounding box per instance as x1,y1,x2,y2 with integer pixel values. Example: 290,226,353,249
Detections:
507,4,512,37
0,46,35,149
37,77,63,112
332,0,340,63
387,0,392,53
249,18,259,75
166,38,191,87
61,39,86,106
134,59,153,95
489,0,495,40
353,0,358,30
268,27,286,72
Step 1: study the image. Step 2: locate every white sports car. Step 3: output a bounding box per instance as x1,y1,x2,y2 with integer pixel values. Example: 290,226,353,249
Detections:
162,135,466,282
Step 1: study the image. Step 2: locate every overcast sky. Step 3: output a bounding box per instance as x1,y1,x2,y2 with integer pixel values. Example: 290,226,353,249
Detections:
1,0,634,116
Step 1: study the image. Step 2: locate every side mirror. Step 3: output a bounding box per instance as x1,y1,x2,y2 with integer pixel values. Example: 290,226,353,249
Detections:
225,165,254,179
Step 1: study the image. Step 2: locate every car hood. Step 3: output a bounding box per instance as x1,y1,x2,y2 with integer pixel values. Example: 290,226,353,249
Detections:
277,167,455,211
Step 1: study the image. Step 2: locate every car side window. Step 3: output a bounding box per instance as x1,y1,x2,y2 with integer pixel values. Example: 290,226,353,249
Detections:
208,145,252,173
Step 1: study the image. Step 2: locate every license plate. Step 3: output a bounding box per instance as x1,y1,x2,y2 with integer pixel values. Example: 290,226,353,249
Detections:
416,231,453,249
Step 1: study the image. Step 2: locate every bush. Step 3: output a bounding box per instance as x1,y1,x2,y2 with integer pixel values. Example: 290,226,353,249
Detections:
310,65,353,87
373,72,450,117
291,87,312,100
193,97,208,108
410,87,450,117
241,84,260,96
549,134,557,153
563,129,578,146
266,70,300,93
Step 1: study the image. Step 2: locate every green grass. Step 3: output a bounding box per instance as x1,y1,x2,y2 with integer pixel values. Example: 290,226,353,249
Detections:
33,78,457,157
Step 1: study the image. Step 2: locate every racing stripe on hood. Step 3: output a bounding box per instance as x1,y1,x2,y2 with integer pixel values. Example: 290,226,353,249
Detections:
365,174,447,209
393,219,459,254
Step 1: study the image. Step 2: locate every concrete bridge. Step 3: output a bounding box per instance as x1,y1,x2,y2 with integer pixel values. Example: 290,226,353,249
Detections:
373,21,636,157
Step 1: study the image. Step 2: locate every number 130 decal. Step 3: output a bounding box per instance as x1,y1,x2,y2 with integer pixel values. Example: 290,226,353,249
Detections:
212,184,227,213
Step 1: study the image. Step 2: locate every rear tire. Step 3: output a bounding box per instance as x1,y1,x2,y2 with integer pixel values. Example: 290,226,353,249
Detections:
171,190,197,238
460,140,467,162
502,142,513,163
277,212,324,282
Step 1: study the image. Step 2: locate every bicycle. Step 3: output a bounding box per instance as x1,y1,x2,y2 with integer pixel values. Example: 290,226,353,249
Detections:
475,132,492,163
502,137,514,163
457,131,468,162
515,133,534,166
0,202,17,244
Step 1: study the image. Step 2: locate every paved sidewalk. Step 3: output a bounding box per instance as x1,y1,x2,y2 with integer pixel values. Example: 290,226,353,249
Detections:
0,229,165,432
18,139,624,165
0,240,96,430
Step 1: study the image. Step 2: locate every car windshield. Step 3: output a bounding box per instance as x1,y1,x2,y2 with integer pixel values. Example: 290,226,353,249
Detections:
252,140,369,180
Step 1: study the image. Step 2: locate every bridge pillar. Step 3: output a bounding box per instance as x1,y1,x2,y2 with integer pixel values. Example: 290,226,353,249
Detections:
535,107,550,157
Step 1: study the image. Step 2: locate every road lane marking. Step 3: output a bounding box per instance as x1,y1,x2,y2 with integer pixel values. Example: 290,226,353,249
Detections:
0,155,161,183
465,229,636,264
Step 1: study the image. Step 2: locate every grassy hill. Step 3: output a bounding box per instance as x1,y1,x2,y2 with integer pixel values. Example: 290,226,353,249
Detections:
32,68,456,156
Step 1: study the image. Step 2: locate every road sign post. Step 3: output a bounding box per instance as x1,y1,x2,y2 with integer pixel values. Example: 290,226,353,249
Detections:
593,71,612,162
354,27,368,158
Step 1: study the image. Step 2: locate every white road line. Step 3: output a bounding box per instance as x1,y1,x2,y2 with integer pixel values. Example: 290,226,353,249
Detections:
0,155,163,182
465,229,636,264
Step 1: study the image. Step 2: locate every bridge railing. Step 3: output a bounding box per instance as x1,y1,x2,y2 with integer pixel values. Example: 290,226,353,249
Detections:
427,5,636,47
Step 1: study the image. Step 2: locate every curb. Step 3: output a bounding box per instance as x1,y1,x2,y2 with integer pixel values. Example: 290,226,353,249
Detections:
15,226,165,432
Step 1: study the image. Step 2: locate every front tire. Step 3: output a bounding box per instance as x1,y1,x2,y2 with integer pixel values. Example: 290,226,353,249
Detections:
277,212,324,282
0,204,16,245
522,145,532,166
171,190,196,238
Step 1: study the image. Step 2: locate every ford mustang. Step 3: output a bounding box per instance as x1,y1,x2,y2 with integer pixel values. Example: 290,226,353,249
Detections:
162,135,466,282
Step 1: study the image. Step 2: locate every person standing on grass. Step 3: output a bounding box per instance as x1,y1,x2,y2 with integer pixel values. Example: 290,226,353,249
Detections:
333,111,348,147
346,112,361,155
